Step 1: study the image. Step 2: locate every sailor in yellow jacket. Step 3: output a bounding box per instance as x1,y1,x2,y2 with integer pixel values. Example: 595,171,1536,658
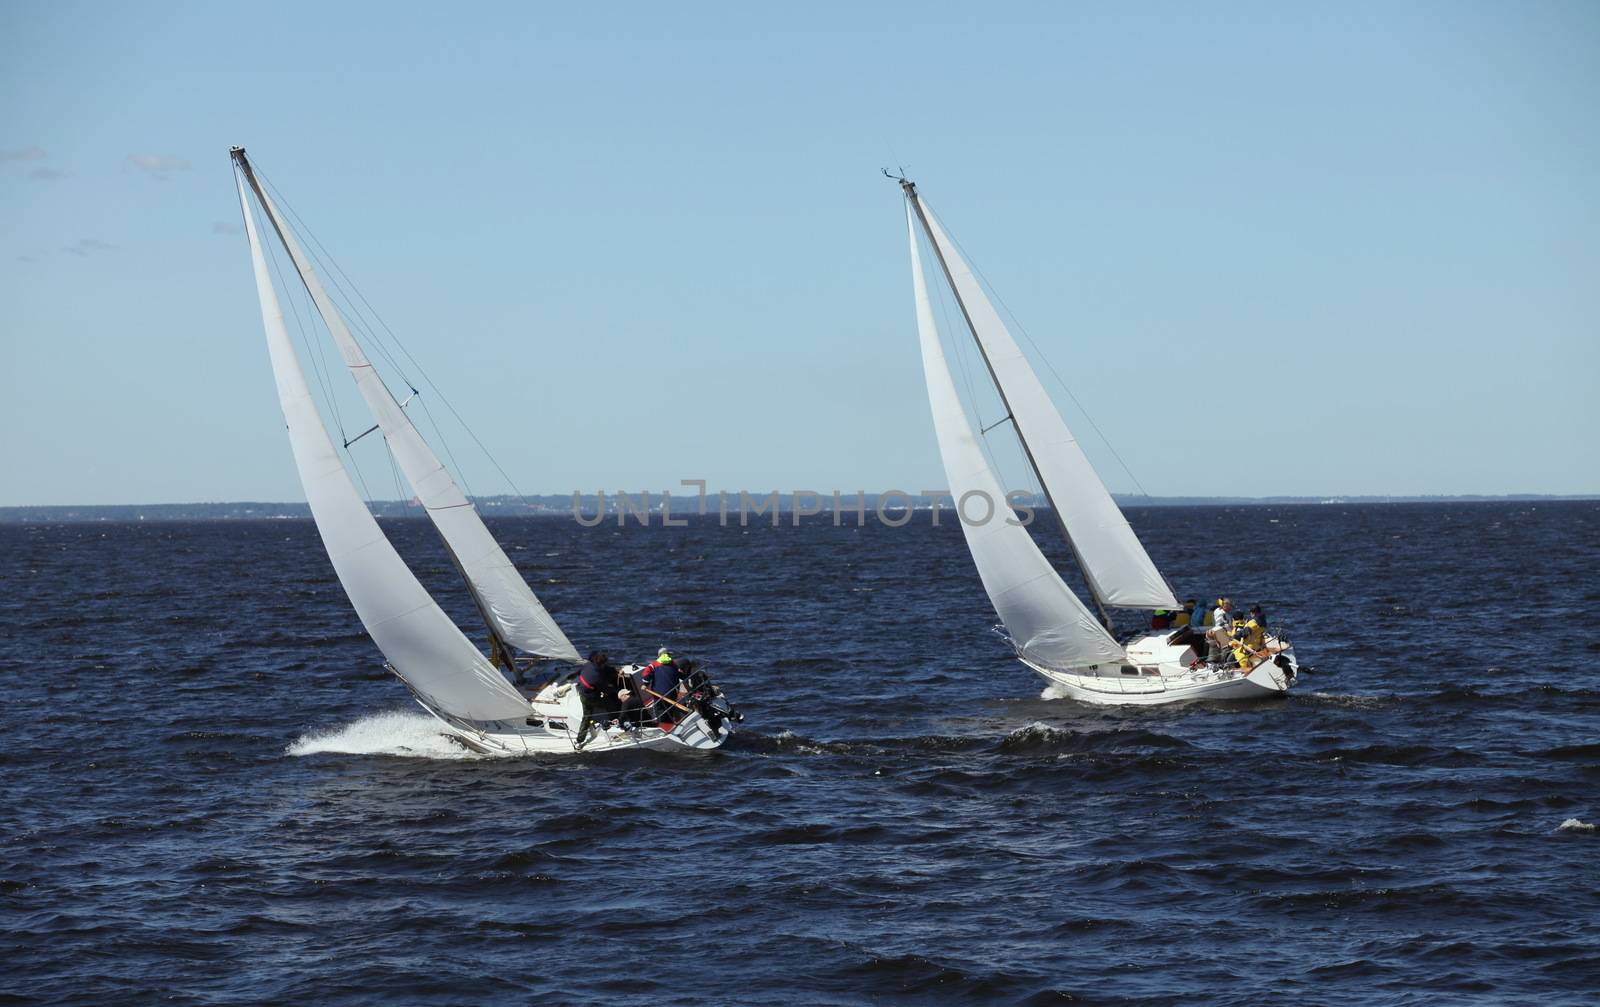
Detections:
1231,611,1268,670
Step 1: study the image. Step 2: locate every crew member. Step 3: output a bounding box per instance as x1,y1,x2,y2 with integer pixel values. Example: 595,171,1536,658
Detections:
573,650,622,749
1168,598,1206,656
1205,597,1235,664
1241,609,1267,654
1173,600,1197,628
643,649,685,727
622,648,680,728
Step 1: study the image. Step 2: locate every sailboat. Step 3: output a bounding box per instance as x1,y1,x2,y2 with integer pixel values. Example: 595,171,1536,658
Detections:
896,176,1299,704
231,146,737,753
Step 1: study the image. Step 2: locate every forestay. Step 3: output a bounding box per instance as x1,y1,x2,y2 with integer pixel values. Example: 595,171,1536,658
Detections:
916,203,1177,611
236,173,532,721
244,174,581,663
908,208,1125,669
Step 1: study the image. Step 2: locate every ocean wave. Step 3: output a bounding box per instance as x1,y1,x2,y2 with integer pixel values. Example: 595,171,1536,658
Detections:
285,711,479,760
997,722,1075,750
1557,818,1596,834
744,729,988,758
1293,691,1401,712
753,822,890,845
1542,743,1600,762
1258,882,1470,913
1316,743,1480,768
997,721,1191,755
744,729,836,756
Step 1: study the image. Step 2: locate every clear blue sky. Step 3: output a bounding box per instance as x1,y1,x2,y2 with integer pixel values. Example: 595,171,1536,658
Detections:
3,0,1596,506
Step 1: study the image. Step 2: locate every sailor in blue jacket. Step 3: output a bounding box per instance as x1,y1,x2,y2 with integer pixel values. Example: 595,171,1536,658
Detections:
625,648,684,727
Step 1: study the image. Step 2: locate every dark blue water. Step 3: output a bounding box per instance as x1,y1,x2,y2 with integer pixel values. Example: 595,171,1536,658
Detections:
3,502,1597,1005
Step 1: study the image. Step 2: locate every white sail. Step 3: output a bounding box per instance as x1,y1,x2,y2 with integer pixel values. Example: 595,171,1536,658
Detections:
237,172,532,722
917,203,1178,611
247,181,581,663
909,208,1125,669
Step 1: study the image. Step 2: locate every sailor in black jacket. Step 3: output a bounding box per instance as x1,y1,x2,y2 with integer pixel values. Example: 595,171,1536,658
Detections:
573,651,621,749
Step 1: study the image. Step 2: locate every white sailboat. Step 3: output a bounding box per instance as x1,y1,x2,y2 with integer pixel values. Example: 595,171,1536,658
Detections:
896,176,1299,704
231,146,737,753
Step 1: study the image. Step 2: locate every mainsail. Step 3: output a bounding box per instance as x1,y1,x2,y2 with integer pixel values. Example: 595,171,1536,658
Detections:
235,154,580,663
908,207,1125,669
235,167,531,721
911,196,1177,612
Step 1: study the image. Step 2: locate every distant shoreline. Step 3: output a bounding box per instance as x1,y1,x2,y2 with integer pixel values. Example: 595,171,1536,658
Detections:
2,493,1594,524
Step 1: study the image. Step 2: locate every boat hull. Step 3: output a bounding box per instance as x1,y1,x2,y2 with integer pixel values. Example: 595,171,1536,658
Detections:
412,667,735,756
1023,631,1298,706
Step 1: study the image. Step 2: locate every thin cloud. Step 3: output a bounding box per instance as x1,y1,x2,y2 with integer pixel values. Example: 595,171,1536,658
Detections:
29,167,70,181
61,238,117,257
211,220,243,235
2,146,47,161
128,153,191,179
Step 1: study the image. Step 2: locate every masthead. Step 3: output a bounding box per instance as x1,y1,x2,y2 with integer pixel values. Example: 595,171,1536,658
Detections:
882,167,916,197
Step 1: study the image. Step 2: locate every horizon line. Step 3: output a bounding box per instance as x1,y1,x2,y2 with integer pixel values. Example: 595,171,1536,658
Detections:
2,490,1596,515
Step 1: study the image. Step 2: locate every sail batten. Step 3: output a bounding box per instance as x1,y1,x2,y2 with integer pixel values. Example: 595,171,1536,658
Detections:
235,166,530,722
908,205,1125,670
239,162,581,663
913,197,1177,611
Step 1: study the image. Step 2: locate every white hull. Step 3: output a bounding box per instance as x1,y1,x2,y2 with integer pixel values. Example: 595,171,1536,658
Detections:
1024,631,1298,706
407,665,734,757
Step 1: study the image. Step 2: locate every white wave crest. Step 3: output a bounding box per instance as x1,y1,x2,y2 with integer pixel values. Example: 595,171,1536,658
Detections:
1558,818,1596,833
1040,684,1071,701
1004,720,1069,743
286,711,479,760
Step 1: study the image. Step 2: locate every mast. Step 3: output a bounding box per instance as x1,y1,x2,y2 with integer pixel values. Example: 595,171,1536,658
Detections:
231,146,580,663
230,145,530,721
900,178,1116,629
235,147,498,640
905,200,1125,669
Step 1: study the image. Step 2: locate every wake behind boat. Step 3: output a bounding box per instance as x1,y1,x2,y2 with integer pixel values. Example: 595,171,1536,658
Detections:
231,147,738,754
895,176,1300,705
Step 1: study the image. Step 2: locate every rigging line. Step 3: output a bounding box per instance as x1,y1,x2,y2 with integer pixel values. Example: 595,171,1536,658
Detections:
385,437,409,514
244,170,351,402
980,414,1014,436
924,222,1018,498
259,193,350,443
264,207,383,510
923,224,983,431
336,414,380,508
257,195,347,440
286,211,415,396
254,164,505,519
264,185,442,426
939,217,1155,500
255,161,531,510
428,383,535,505
351,447,378,510
417,394,478,502
249,199,425,464
929,228,986,432
251,164,418,388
